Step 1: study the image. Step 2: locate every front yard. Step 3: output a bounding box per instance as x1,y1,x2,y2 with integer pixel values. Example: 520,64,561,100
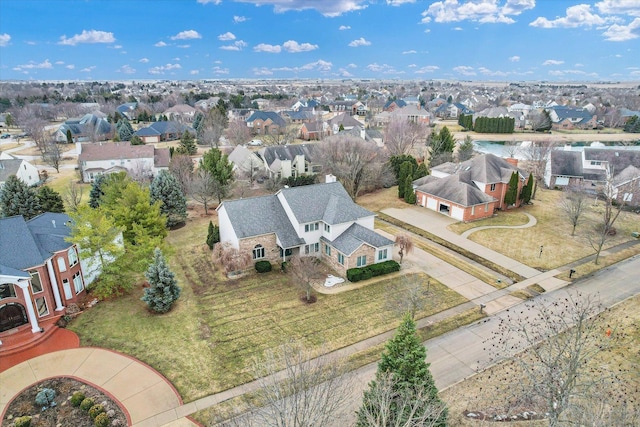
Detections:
69,215,468,402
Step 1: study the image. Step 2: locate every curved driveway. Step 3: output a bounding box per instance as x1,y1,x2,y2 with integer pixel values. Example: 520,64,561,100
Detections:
461,212,537,238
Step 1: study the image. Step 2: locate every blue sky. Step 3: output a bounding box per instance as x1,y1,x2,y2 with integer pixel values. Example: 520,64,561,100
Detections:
0,0,639,81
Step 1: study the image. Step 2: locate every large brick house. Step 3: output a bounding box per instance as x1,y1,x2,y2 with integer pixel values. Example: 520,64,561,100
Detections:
217,180,394,275
414,154,528,221
0,213,87,337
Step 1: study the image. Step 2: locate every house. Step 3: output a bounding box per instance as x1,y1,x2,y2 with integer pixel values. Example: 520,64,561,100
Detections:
327,100,366,116
246,111,287,135
116,102,139,120
257,144,320,179
383,99,407,112
374,105,431,127
299,121,331,140
0,213,88,337
77,141,170,183
228,145,263,176
216,180,394,275
195,97,221,111
54,112,113,143
434,103,473,119
547,106,597,130
0,153,40,187
414,154,528,221
134,121,195,143
163,104,199,122
328,113,364,134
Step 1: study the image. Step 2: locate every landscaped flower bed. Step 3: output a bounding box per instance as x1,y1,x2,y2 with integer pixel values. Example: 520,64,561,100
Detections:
3,377,127,427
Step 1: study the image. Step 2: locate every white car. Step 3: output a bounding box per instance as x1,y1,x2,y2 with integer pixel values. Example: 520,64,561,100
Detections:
248,139,263,146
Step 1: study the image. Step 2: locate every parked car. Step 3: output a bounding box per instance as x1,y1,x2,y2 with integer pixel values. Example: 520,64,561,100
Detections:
0,133,11,139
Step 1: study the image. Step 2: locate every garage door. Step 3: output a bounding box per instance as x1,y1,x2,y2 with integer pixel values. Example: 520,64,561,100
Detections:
555,177,569,186
427,198,437,210
451,206,464,221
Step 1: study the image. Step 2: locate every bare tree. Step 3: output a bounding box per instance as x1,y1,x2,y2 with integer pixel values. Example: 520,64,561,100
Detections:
189,168,217,214
395,233,413,264
487,291,617,427
288,255,323,303
212,241,252,274
383,117,429,156
62,180,83,212
199,108,227,147
169,154,194,195
42,138,63,172
357,372,448,427
262,120,298,146
226,117,252,145
522,139,555,199
503,141,519,159
560,186,587,236
20,116,49,155
221,340,353,427
317,135,388,201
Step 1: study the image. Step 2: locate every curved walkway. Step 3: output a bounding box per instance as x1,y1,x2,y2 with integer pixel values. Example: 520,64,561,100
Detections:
0,348,199,427
460,212,537,238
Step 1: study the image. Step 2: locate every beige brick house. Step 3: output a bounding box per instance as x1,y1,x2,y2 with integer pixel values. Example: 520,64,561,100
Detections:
217,181,394,275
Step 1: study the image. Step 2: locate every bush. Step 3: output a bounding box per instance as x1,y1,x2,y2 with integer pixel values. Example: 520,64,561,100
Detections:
80,397,95,411
14,416,31,427
347,260,400,282
35,388,56,407
88,404,105,420
70,391,85,407
94,412,110,427
255,260,272,273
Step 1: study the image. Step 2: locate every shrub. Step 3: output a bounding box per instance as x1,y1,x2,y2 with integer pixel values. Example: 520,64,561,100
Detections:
80,397,95,411
14,416,31,427
347,260,400,282
35,388,56,408
88,404,105,420
94,412,110,427
70,391,85,407
255,260,272,273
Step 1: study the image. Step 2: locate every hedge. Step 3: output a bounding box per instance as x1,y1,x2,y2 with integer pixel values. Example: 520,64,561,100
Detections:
347,260,400,282
255,260,272,273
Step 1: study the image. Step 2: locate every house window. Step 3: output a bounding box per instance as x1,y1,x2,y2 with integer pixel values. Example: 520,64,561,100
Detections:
378,249,388,261
62,279,72,300
305,222,319,232
357,255,367,267
253,244,265,260
490,184,496,191
0,283,17,300
73,272,84,294
305,243,319,254
338,253,345,265
57,257,67,272
36,297,49,317
68,247,78,266
30,272,43,294
324,223,331,233
623,193,633,202
471,205,475,216
325,244,331,256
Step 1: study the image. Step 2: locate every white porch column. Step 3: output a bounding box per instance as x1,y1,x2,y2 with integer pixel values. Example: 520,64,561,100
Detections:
16,279,41,333
46,259,64,311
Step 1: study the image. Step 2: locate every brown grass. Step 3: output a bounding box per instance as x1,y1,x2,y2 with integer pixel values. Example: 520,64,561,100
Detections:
357,186,409,212
448,211,530,234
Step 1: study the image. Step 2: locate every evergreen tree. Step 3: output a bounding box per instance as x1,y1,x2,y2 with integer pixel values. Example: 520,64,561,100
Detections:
66,129,73,144
193,112,204,136
150,170,187,228
141,248,181,313
178,131,197,155
357,313,447,426
0,175,41,219
404,174,416,204
200,148,235,203
504,171,519,206
457,135,474,162
130,135,144,145
429,126,456,167
206,221,219,250
37,186,65,213
398,161,414,198
388,154,417,179
521,173,534,204
414,162,429,179
116,118,134,141
89,174,106,208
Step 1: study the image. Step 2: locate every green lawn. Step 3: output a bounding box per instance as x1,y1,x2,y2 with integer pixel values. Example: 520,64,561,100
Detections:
70,219,468,402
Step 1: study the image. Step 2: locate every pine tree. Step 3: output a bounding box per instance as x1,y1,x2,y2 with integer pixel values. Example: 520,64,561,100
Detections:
66,129,73,144
37,186,65,213
520,173,534,204
0,175,41,219
200,148,235,203
116,118,134,141
404,174,416,204
398,161,414,198
150,170,187,228
178,131,197,155
206,221,219,250
89,174,106,208
357,313,447,426
504,171,519,206
414,162,429,179
141,248,181,313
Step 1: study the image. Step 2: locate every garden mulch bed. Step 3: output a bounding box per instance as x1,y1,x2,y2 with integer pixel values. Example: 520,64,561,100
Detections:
3,377,128,427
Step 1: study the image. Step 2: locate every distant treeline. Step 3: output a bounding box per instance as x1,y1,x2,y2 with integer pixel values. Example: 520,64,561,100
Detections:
459,113,515,134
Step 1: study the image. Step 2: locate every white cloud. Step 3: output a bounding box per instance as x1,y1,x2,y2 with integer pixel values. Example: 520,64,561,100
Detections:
232,0,368,17
543,59,564,66
367,63,398,74
254,43,282,53
220,40,247,51
339,25,351,30
478,66,509,76
177,44,191,48
66,64,75,69
197,0,222,4
171,30,201,40
283,40,318,52
233,15,247,23
253,67,274,76
348,37,371,47
0,33,11,47
453,26,463,30
117,65,136,74
59,30,115,46
212,66,229,74
575,63,584,67
502,0,536,15
453,65,476,76
80,66,96,72
408,64,417,68
509,55,520,62
13,59,53,71
603,17,640,41
530,4,606,28
338,68,353,77
190,69,200,75
112,45,123,49
55,61,65,65
596,0,640,17
218,32,236,41
148,63,182,74
402,50,417,54
421,0,534,25
387,0,416,5
347,63,357,68
415,65,440,74
299,59,332,72
154,41,167,47
139,58,149,63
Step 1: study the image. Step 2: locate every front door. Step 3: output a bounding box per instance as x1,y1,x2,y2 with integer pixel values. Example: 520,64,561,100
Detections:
0,303,28,332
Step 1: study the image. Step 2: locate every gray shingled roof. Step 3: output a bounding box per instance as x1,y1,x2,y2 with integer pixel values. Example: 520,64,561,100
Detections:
0,159,23,183
327,223,393,256
0,213,73,275
415,174,496,207
221,195,304,248
550,150,583,177
433,153,519,184
279,182,374,225
260,144,315,168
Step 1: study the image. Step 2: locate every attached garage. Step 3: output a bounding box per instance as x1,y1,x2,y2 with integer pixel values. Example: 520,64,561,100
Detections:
451,205,465,221
426,198,437,210
555,176,570,186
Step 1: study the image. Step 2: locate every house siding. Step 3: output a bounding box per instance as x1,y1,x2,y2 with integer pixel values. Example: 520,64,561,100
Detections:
239,234,282,265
